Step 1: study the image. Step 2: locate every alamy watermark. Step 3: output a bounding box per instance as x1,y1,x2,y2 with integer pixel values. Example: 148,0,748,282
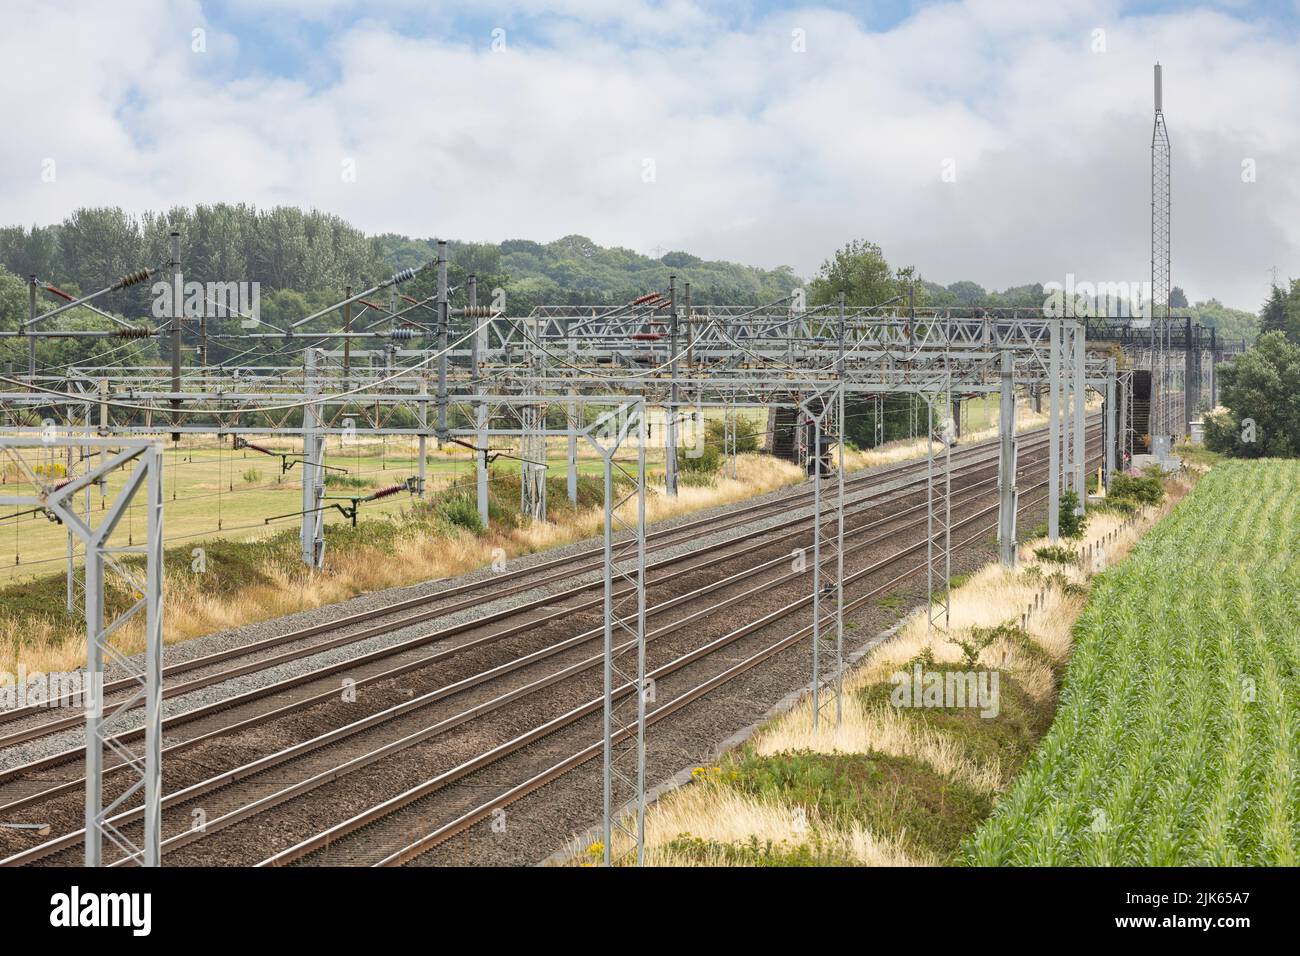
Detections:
0,666,103,711
152,272,260,327
1043,273,1153,327
49,886,151,936
889,663,1000,718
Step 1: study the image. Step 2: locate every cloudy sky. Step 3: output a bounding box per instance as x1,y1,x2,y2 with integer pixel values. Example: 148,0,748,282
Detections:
2,0,1298,309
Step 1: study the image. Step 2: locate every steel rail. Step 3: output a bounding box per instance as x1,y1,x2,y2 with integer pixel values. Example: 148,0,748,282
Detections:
0,435,1082,829
0,421,1093,769
2,445,1097,867
0,417,1069,728
375,464,1106,867
266,463,1096,869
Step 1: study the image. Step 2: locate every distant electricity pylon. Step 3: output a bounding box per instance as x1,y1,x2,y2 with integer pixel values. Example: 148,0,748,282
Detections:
1151,62,1172,441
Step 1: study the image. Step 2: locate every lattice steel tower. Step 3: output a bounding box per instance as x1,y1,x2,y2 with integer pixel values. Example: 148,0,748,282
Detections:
1151,62,1171,440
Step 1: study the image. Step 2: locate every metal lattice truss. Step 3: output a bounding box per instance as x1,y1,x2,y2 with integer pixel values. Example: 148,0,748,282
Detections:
587,399,647,867
1151,63,1173,440
0,437,163,867
923,380,955,636
997,350,1019,568
798,383,846,730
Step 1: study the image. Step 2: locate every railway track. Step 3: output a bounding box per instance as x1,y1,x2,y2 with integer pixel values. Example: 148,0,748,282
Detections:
0,434,1077,816
0,420,1102,866
0,419,1094,789
0,419,1056,736
278,464,1102,868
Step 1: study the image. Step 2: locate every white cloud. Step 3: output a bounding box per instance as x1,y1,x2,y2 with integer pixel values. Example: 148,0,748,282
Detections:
0,0,1296,309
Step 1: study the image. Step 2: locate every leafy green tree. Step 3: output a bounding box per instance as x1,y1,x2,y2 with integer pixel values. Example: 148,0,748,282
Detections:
1203,331,1300,457
1285,279,1300,344
807,239,917,308
0,266,30,370
987,282,1046,309
59,207,143,296
1187,297,1259,348
0,225,60,281
1258,284,1287,339
947,280,987,305
661,251,701,268
804,241,926,448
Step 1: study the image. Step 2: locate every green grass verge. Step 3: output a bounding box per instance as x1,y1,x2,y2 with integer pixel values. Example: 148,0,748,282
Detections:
669,644,1063,865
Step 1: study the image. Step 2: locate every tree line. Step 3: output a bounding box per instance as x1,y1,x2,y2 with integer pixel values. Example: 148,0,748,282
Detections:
0,211,1268,411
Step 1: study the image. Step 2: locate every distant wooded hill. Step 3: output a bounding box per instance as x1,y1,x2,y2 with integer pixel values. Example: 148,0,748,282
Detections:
0,204,1259,352
0,205,800,318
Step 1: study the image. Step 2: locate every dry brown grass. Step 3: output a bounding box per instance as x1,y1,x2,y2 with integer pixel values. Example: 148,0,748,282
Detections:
593,784,934,867
840,405,1051,472
751,692,1007,793
0,615,79,678
0,452,805,675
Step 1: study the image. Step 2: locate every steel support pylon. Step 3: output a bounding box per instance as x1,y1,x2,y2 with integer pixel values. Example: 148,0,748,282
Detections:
664,276,679,498
1120,368,1134,467
469,276,490,529
520,316,548,522
1104,357,1117,489
1047,319,1062,542
1072,318,1087,508
997,350,1018,568
925,363,954,636
594,398,647,866
723,401,738,480
1,437,164,866
1151,62,1172,443
567,383,579,504
301,348,326,568
801,383,846,730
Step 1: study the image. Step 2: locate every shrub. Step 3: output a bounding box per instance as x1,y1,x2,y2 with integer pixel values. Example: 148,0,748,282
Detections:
907,645,938,670
1033,545,1077,565
1045,571,1087,597
1109,471,1164,508
242,467,261,484
1058,490,1087,539
1092,496,1138,516
325,473,368,490
1201,332,1300,458
952,621,1030,668
705,417,760,454
437,493,482,531
678,443,721,480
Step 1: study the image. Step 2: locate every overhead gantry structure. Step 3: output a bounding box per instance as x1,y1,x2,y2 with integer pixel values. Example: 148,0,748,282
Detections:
0,217,1245,867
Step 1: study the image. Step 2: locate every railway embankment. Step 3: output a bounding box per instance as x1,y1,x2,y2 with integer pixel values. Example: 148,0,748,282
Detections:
607,467,1190,866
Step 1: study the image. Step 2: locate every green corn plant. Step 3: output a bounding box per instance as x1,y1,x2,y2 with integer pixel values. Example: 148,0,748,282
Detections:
963,461,1300,867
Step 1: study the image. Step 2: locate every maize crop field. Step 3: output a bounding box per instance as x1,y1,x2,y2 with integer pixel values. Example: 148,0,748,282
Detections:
966,459,1300,865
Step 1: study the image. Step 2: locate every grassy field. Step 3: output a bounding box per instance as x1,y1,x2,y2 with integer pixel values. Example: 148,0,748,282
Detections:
0,406,778,585
965,459,1299,865
0,400,1024,587
0,448,804,675
0,436,638,587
